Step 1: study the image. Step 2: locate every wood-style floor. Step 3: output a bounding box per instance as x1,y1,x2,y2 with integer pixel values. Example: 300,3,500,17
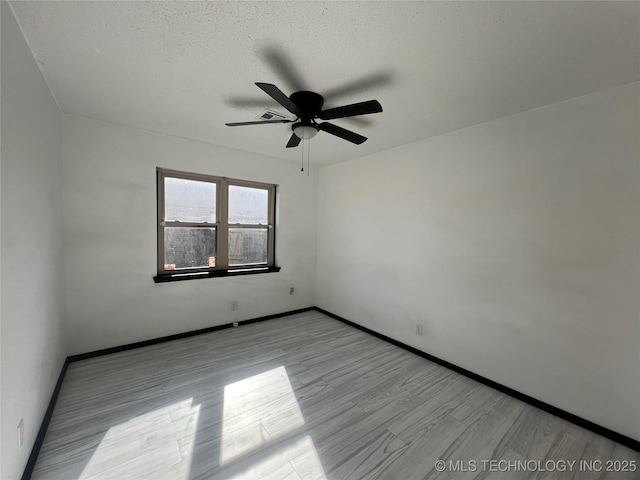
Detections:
32,311,639,480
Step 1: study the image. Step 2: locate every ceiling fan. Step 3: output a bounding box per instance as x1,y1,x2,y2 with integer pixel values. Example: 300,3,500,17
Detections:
225,82,382,148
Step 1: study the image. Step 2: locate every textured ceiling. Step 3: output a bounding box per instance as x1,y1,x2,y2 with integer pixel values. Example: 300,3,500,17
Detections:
9,1,640,166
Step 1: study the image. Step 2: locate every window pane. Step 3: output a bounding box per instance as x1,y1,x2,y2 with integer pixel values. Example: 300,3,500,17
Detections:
228,185,268,225
229,228,268,265
165,177,216,223
164,227,216,270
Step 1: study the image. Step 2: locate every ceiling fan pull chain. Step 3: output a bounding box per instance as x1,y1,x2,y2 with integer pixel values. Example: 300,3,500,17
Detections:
307,137,310,176
301,138,305,172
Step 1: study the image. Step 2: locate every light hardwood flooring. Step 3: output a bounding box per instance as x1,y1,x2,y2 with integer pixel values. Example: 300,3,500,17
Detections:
31,311,639,480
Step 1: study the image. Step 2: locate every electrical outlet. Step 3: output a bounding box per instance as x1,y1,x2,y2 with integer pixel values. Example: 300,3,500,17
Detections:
230,301,238,311
415,324,423,336
289,286,295,295
18,419,24,450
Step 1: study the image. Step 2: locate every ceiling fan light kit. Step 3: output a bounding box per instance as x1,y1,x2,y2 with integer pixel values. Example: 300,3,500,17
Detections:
293,124,318,140
225,82,382,149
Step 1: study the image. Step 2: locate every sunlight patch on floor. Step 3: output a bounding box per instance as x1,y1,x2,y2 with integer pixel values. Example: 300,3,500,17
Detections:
220,366,305,465
79,399,200,480
227,435,327,480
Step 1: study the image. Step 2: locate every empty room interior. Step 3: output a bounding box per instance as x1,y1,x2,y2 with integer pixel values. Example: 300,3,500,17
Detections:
1,1,639,479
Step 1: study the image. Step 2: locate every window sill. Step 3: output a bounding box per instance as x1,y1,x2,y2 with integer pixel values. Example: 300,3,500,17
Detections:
154,266,281,283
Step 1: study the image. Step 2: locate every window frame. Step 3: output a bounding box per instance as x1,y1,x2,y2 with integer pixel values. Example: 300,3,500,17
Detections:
156,167,276,279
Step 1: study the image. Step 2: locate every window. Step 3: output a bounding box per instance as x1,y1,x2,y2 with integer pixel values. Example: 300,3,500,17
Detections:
156,168,277,281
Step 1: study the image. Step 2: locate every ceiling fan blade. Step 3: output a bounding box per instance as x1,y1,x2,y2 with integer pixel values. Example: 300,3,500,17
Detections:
286,133,301,148
225,96,276,109
318,100,382,120
322,71,393,101
225,119,292,126
255,83,300,115
261,46,307,92
317,122,367,145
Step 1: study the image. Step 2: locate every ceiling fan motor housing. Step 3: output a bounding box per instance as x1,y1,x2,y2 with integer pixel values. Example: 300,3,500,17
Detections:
289,91,324,120
289,91,324,139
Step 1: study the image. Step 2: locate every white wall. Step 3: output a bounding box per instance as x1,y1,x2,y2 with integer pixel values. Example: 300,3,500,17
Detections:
316,82,640,441
63,115,317,355
1,3,66,478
